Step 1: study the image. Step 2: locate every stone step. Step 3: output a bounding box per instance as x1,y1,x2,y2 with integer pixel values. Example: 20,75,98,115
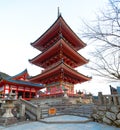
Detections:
25,110,36,120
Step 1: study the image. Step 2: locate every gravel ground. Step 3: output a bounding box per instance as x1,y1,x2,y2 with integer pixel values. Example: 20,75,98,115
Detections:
41,115,89,122
0,115,119,130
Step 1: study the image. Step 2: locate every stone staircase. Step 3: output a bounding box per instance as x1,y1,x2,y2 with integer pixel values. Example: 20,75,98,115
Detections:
40,104,94,118
20,98,94,120
54,104,94,118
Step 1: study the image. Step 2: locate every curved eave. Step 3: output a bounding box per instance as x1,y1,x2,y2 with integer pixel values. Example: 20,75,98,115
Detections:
2,78,44,89
31,15,86,51
63,63,91,82
29,38,88,67
31,16,60,49
29,40,60,66
29,62,91,83
7,69,29,80
60,17,86,50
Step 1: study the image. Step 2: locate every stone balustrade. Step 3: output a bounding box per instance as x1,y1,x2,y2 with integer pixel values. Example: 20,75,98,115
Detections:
98,92,120,106
92,92,120,127
20,99,41,120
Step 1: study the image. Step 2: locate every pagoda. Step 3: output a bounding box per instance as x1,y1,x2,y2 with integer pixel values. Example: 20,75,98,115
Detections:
29,15,91,97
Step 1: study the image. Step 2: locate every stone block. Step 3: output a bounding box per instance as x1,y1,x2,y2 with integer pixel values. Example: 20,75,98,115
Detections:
92,114,101,120
103,117,112,125
117,112,120,119
0,117,17,126
98,106,107,111
92,107,97,113
114,119,120,127
110,106,119,113
97,111,105,117
106,112,116,121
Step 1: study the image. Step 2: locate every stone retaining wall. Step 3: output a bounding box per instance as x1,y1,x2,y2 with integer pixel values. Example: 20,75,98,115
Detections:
92,105,120,127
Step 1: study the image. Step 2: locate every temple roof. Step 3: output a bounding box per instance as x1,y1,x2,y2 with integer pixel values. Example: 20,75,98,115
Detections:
0,69,44,88
31,15,86,51
0,72,10,79
29,62,91,84
9,69,29,80
2,78,44,88
29,38,88,68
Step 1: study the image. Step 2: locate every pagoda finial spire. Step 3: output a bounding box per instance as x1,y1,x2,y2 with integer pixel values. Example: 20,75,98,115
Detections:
57,7,61,17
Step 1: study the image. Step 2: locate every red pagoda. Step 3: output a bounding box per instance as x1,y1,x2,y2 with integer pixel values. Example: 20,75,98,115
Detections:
29,15,91,97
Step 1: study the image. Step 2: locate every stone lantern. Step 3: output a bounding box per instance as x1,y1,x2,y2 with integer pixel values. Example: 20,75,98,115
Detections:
0,90,17,125
2,97,15,117
63,88,68,98
62,88,70,104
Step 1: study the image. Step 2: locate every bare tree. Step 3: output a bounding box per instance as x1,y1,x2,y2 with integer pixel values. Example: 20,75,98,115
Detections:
82,0,120,82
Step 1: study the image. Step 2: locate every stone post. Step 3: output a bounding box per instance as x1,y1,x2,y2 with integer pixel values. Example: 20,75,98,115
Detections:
118,96,120,105
98,92,103,105
113,96,117,105
36,104,41,120
103,96,107,105
89,96,93,103
19,104,25,117
108,96,112,105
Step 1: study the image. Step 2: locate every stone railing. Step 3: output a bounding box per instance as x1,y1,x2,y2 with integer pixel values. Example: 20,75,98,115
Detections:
98,92,120,106
20,99,41,120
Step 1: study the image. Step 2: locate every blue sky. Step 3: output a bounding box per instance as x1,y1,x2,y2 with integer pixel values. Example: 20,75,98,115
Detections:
0,0,110,95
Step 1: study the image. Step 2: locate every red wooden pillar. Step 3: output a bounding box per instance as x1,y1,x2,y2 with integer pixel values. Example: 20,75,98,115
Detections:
30,88,31,99
3,84,5,98
9,84,11,93
35,89,37,97
46,88,48,94
23,87,25,99
16,86,18,99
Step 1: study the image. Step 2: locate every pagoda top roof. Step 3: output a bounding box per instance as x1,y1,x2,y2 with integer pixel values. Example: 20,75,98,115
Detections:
31,15,86,51
29,62,91,83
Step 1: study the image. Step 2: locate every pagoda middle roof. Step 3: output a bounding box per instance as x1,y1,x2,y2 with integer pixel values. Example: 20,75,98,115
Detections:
31,15,86,51
29,62,91,83
29,38,88,68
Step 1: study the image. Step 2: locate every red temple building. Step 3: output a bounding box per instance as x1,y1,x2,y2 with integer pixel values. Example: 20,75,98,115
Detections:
0,69,44,100
29,15,91,97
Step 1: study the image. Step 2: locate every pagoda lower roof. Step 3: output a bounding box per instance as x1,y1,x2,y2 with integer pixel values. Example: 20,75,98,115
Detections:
29,62,91,83
29,38,88,68
31,15,86,51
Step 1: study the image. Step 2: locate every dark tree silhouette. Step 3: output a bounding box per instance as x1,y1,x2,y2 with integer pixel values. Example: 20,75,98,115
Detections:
82,0,120,82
